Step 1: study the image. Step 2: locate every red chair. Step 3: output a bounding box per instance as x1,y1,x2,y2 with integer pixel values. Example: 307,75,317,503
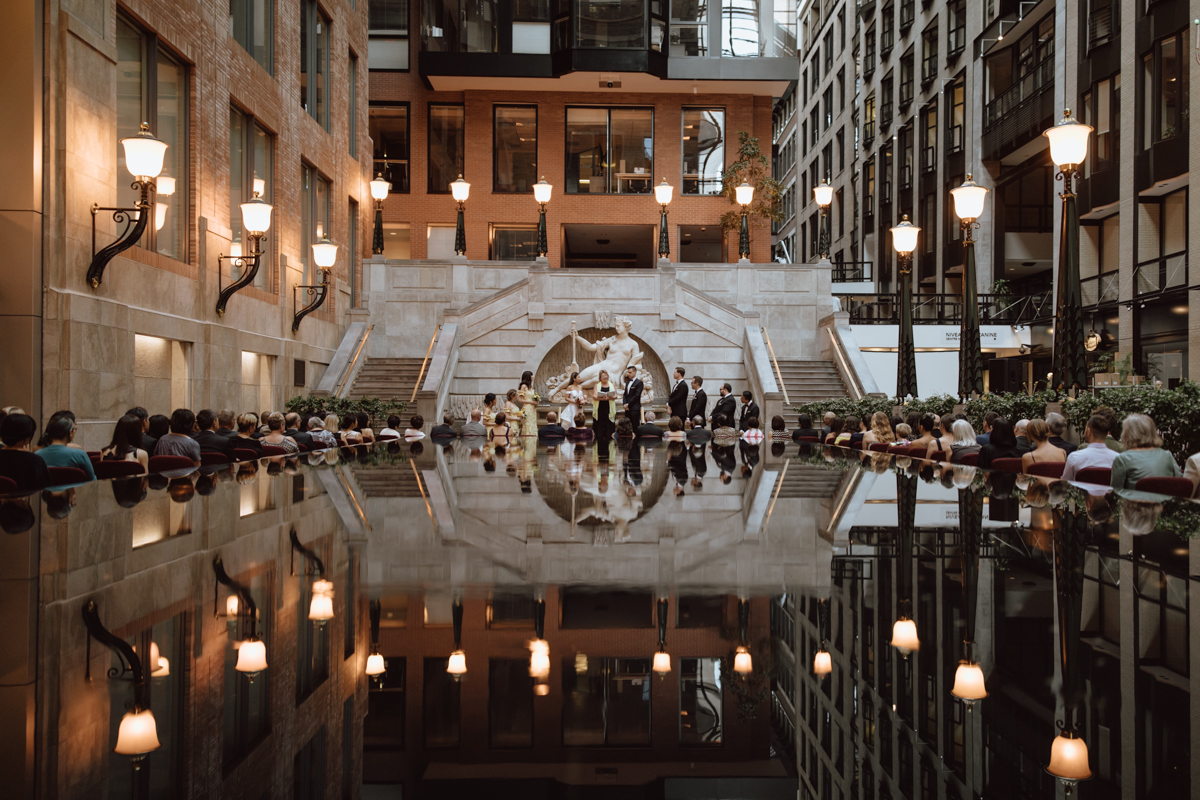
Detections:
200,452,230,466
1135,477,1196,498
990,457,1024,474
148,455,195,473
93,460,146,479
1026,462,1066,479
86,451,102,460
850,441,864,451
869,443,890,453
260,445,288,456
47,466,88,485
233,448,259,462
0,475,18,493
1074,467,1111,486
928,450,946,462
907,446,928,460
376,434,399,441
888,445,910,456
296,443,309,452
959,452,979,466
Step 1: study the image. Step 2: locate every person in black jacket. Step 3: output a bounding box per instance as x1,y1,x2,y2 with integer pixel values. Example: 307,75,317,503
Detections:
194,409,237,458
539,411,567,441
232,413,265,457
978,419,1021,470
283,413,315,449
792,413,822,442
0,414,51,492
430,413,457,439
622,366,644,424
710,383,735,427
737,391,760,432
636,410,664,439
668,368,689,422
125,406,158,453
689,376,707,422
216,409,238,438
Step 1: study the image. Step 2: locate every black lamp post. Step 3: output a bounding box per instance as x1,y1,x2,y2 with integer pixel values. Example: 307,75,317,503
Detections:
891,469,920,658
891,215,920,401
655,179,674,261
446,596,467,680
951,485,988,707
370,173,390,255
951,175,988,399
813,179,833,260
366,600,386,681
736,181,754,261
450,175,470,257
653,596,671,676
534,177,552,258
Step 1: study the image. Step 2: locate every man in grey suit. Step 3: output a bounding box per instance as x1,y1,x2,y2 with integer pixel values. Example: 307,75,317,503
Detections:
461,409,487,437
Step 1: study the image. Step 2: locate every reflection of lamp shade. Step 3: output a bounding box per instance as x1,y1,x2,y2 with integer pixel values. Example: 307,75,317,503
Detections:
312,236,338,268
450,175,470,202
1044,109,1092,169
370,174,390,201
1048,733,1092,781
654,179,674,205
533,177,553,204
121,125,168,180
530,650,551,679
365,653,386,676
735,181,754,206
309,592,334,622
312,579,334,595
240,194,274,235
813,179,833,208
156,176,176,196
155,202,168,231
153,657,171,677
813,650,832,675
733,645,753,674
951,661,988,702
652,651,671,674
115,708,161,756
891,618,920,656
534,682,550,696
890,216,920,255
446,649,467,677
229,243,242,260
235,639,268,675
253,177,266,197
950,174,988,221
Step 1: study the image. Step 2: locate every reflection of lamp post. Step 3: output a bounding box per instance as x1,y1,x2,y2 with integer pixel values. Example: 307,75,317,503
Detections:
529,597,550,694
216,189,275,316
213,555,268,680
292,235,339,332
951,486,988,707
653,597,671,676
534,177,553,259
891,215,920,401
812,598,832,676
951,175,988,400
290,529,335,625
1047,508,1093,794
655,179,674,262
813,179,833,259
733,597,754,674
736,181,755,262
891,470,920,658
447,596,467,680
450,175,470,257
370,173,390,255
366,599,386,680
1043,110,1093,394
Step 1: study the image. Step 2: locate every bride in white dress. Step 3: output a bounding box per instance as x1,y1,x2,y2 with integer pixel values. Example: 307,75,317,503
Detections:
562,372,585,430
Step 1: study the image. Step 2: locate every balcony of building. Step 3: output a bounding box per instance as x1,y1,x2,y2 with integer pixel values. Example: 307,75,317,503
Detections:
979,11,1055,164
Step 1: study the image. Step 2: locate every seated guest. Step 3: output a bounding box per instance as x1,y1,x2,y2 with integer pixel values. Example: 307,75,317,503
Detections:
461,410,487,438
862,411,896,447
1093,406,1125,452
688,417,712,442
101,414,150,470
742,416,765,444
934,414,957,456
37,410,86,451
823,417,844,446
1045,412,1077,454
261,412,299,454
1110,413,1181,490
216,409,238,438
1021,419,1067,471
356,412,376,443
978,419,1020,470
489,411,514,446
1014,419,1034,453
404,415,426,440
615,417,635,439
307,416,337,449
125,406,156,452
257,410,273,436
154,409,202,466
949,420,981,464
36,415,95,481
770,415,790,441
284,413,315,449
637,411,664,439
664,416,687,442
378,415,403,438
975,411,1000,446
538,411,567,441
711,414,738,444
905,411,922,434
0,414,51,491
339,414,363,445
1185,450,1200,497
908,415,939,450
893,423,913,445
324,414,340,435
792,413,822,442
1063,414,1119,481
845,415,866,445
820,411,836,440
194,409,236,457
234,414,265,456
147,413,171,445
431,414,457,439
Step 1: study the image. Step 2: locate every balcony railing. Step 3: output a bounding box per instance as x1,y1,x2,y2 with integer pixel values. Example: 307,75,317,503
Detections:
832,260,874,281
845,291,1052,324
1081,271,1119,306
983,55,1054,131
1135,253,1187,296
1087,3,1117,51
920,145,936,172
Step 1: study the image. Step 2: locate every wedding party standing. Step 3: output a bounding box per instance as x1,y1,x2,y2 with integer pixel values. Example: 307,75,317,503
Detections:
668,368,688,421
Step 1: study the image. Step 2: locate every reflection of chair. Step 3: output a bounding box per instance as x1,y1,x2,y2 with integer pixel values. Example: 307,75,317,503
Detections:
928,450,946,462
47,466,88,485
1074,467,1111,486
1026,462,1065,478
850,441,864,451
233,448,259,462
149,455,195,473
959,452,979,466
0,476,19,493
200,452,230,466
1135,477,1195,498
990,457,1023,474
93,460,146,479
869,443,889,452
260,445,288,456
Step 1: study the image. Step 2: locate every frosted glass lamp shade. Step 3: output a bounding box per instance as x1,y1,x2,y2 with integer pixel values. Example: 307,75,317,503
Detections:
155,202,168,232
365,653,386,676
891,618,920,655
1044,109,1092,169
309,592,334,622
533,177,553,204
735,181,754,206
312,237,338,268
813,650,832,675
370,174,391,201
235,639,268,675
654,179,674,205
156,176,176,196
115,709,161,756
652,651,671,674
446,649,467,677
534,682,550,696
121,124,168,180
226,594,239,616
950,175,988,221
733,645,753,674
530,651,551,679
813,180,833,208
240,195,273,235
450,175,470,202
1048,733,1092,781
951,661,988,702
890,216,920,255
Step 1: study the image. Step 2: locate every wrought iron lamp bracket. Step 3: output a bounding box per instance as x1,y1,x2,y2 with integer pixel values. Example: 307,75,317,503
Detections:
215,234,264,317
289,528,326,577
213,555,258,637
88,180,154,289
291,268,332,333
83,600,146,687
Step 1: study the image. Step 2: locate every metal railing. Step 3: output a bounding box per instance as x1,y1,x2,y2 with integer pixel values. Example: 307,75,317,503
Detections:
1081,271,1119,306
845,291,1053,324
411,324,441,403
983,55,1055,130
832,261,874,282
1135,253,1188,296
761,328,789,405
334,323,374,397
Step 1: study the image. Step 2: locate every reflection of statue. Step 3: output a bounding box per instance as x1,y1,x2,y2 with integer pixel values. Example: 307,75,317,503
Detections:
546,317,654,404
575,469,643,543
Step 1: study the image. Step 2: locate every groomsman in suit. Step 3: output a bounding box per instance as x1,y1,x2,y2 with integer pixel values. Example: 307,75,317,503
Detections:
668,368,689,422
622,366,644,424
738,391,760,432
710,383,736,427
689,376,707,422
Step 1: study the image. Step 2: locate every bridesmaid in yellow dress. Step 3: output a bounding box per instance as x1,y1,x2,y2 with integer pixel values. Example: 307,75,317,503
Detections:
504,389,523,437
518,379,539,436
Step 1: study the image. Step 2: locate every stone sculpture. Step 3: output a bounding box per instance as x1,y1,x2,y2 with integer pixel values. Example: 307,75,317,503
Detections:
545,316,654,404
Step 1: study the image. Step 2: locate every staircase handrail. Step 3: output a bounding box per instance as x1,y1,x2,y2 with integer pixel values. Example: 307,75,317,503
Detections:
412,325,441,404
761,328,790,406
330,323,373,398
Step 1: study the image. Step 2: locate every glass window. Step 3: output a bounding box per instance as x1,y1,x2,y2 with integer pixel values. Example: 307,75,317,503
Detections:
670,0,709,58
948,0,965,54
492,225,539,260
301,164,332,285
682,108,724,195
423,657,461,747
881,3,893,52
365,657,406,750
348,53,357,157
369,0,410,69
495,106,538,193
566,107,653,194
921,103,936,171
428,105,465,193
680,658,723,745
348,200,359,307
230,0,273,73
563,656,652,746
116,13,188,262
490,660,534,747
1159,36,1182,141
723,0,762,56
296,570,329,701
578,0,646,48
293,728,326,800
229,108,274,289
864,93,876,141
774,0,796,57
370,105,410,193
899,53,913,105
864,24,876,72
300,0,330,129
922,21,937,82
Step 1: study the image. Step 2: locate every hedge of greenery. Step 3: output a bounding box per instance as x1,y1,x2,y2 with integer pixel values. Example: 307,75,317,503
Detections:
797,382,1200,464
284,395,408,424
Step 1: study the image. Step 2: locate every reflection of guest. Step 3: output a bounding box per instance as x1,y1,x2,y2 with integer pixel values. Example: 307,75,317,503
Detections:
592,370,617,440
710,383,735,427
622,366,644,424
739,439,761,472
624,441,643,486
712,443,735,481
667,441,689,494
689,444,707,490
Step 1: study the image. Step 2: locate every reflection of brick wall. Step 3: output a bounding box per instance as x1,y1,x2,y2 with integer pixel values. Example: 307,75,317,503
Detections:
368,591,773,787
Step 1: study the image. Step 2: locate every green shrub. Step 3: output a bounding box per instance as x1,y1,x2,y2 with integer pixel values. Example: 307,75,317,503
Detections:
794,396,894,424
904,394,958,420
961,389,1061,432
284,395,408,426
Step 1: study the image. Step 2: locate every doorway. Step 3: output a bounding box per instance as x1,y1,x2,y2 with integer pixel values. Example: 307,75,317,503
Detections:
562,224,655,268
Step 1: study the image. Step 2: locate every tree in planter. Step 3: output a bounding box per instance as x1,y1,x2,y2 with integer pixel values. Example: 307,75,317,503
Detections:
720,132,783,260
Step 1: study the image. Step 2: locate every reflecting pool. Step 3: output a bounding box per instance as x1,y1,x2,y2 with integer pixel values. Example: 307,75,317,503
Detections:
5,439,1198,799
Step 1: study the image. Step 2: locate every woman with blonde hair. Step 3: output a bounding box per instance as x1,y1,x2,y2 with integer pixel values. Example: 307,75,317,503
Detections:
1021,419,1067,471
324,413,339,433
1110,413,1181,489
862,411,896,446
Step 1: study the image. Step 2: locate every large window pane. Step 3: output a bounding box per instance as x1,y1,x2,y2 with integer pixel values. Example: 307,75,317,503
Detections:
365,657,406,750
577,0,646,48
301,165,332,284
371,0,410,30
490,660,534,747
495,106,538,192
492,226,539,260
680,657,723,745
423,657,461,747
683,108,724,195
230,109,274,289
773,0,796,57
301,1,330,129
371,106,410,193
296,566,329,700
1159,37,1180,140
723,0,762,55
231,0,273,73
428,105,464,193
222,575,272,769
566,107,608,193
611,109,653,193
563,656,652,746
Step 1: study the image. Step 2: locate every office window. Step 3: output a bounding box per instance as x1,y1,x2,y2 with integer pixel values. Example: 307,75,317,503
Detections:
229,108,274,289
371,105,410,193
921,20,938,83
348,54,358,157
723,0,763,56
823,87,833,130
837,128,845,173
566,107,653,194
301,164,332,286
369,0,410,69
881,4,893,53
1083,76,1119,177
682,108,724,195
1087,0,1116,50
490,660,535,747
838,5,846,50
802,69,809,105
823,28,833,73
365,657,406,750
116,12,188,261
428,105,465,193
922,193,935,255
947,0,965,55
494,106,538,193
881,145,892,204
864,24,876,73
670,0,709,56
864,94,876,142
837,187,844,236
491,225,539,260
899,53,914,106
810,108,819,147
424,657,461,747
880,72,893,126
947,80,964,153
300,0,330,128
822,143,833,182
921,102,936,172
297,563,329,701
348,200,359,307
680,658,723,745
579,0,648,49
899,0,913,28
899,126,912,189
230,0,273,73
838,66,846,111
563,656,652,745
1143,34,1187,148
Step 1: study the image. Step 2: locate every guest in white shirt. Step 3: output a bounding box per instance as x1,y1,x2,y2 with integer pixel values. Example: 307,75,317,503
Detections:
378,414,403,438
404,414,426,440
1062,414,1119,481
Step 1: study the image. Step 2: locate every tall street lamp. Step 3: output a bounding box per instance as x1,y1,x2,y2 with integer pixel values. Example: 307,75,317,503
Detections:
736,181,755,262
534,177,553,259
1043,109,1093,393
655,179,674,262
890,215,920,401
370,173,390,255
446,596,467,680
813,179,833,260
450,175,470,257
950,174,989,399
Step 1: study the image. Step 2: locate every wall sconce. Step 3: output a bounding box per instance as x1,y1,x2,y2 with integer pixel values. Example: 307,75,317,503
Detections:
213,555,268,680
292,236,338,332
370,173,390,255
216,190,275,316
88,123,168,288
652,596,671,677
82,600,162,765
446,596,467,680
290,529,335,626
366,599,387,681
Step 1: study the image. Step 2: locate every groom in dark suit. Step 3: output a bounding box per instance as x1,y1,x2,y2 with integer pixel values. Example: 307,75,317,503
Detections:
668,368,689,422
622,366,644,424
710,383,736,427
689,376,707,422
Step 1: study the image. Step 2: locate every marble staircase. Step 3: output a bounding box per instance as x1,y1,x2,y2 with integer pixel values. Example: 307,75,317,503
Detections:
774,360,849,427
347,357,427,415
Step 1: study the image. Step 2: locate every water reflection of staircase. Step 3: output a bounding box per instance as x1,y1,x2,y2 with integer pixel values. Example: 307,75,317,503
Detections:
774,465,846,498
350,466,424,498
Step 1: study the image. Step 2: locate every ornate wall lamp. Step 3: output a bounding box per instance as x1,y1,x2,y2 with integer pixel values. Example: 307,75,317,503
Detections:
370,173,390,255
655,179,674,262
446,596,467,680
216,190,274,317
290,529,335,626
733,597,753,674
213,555,268,680
652,596,671,677
88,123,168,288
534,177,553,258
82,600,162,766
735,181,755,262
366,600,386,681
813,179,833,260
292,236,339,332
450,175,470,257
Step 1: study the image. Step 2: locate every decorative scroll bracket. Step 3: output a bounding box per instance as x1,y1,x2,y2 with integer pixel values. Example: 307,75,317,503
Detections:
289,528,326,577
88,181,153,289
292,268,332,333
215,233,264,317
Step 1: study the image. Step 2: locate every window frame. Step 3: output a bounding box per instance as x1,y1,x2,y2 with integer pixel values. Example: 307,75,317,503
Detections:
493,104,540,194
370,102,411,194
428,102,466,194
229,105,275,291
564,105,656,195
681,106,726,196
368,0,411,70
300,162,333,286
921,18,938,84
348,51,358,158
230,0,274,74
947,0,965,57
300,0,331,130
